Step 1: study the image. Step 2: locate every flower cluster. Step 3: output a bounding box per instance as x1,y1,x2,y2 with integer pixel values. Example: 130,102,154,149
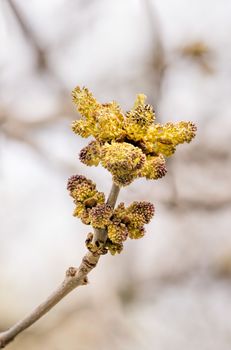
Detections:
67,175,105,225
72,87,196,186
106,201,155,254
68,87,196,256
67,174,155,255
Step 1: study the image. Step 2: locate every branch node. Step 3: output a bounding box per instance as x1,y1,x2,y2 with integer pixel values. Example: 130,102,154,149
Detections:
82,277,88,285
66,266,77,277
85,233,107,256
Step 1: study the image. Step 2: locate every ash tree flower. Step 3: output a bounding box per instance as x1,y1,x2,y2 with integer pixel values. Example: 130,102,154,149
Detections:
67,175,105,225
72,87,196,187
68,86,197,254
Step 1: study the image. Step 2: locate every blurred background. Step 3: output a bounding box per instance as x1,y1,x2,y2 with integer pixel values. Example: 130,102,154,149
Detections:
1,0,231,349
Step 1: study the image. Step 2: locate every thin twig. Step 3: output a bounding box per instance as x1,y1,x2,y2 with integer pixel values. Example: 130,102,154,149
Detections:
7,0,66,90
0,183,120,348
142,0,166,109
106,183,120,208
93,183,120,244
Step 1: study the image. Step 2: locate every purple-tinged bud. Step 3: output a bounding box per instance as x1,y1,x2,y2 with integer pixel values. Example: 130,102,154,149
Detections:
79,141,101,166
67,175,96,192
128,201,155,224
128,225,145,239
107,223,128,244
90,204,113,228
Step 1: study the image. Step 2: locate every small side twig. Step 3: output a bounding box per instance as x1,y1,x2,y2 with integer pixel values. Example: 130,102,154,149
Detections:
0,183,120,348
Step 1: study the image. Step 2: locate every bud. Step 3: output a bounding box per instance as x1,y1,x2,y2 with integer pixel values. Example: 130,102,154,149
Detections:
128,225,145,239
105,239,123,255
127,201,155,225
101,142,145,186
92,102,125,142
86,191,105,207
72,184,96,202
73,202,85,218
67,175,95,193
79,141,101,166
80,208,92,225
73,205,91,225
72,87,125,142
146,121,197,157
71,120,92,138
113,202,127,221
173,121,197,143
125,104,155,141
89,204,113,228
139,155,167,180
107,223,128,244
72,86,99,120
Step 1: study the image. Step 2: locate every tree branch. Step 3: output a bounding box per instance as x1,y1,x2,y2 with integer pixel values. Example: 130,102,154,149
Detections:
0,183,120,348
92,183,120,244
106,183,120,208
7,0,47,71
